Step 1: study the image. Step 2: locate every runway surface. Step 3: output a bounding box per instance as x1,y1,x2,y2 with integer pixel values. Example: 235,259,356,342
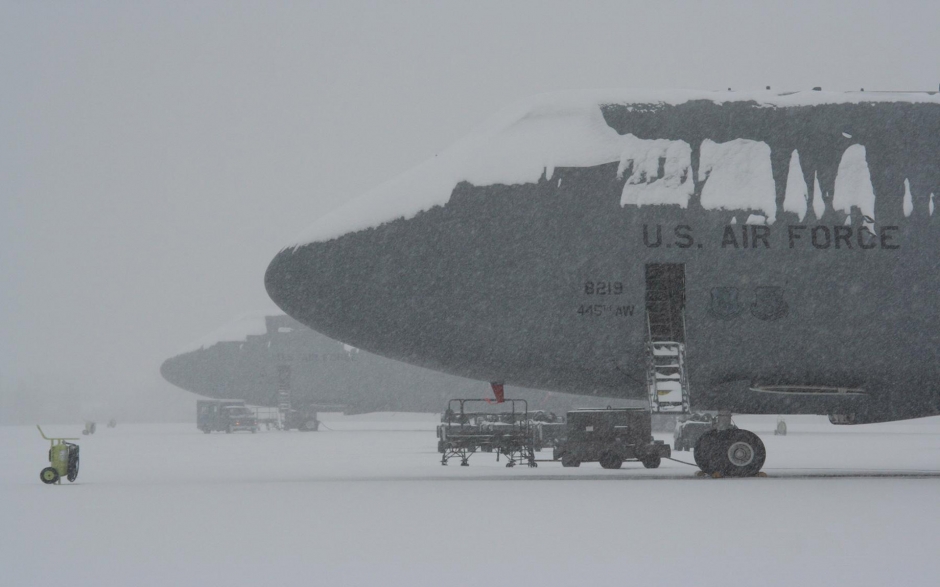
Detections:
2,414,938,586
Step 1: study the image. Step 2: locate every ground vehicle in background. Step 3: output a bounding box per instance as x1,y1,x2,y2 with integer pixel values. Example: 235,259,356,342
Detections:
197,399,258,433
222,405,259,433
673,412,718,451
553,407,670,469
281,407,320,431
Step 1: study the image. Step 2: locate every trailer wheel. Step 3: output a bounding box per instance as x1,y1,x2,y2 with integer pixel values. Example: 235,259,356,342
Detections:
40,467,59,484
561,455,580,468
437,440,444,453
641,456,661,469
67,454,79,482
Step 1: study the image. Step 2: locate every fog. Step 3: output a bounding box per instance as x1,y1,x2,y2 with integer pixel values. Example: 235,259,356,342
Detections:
2,1,938,423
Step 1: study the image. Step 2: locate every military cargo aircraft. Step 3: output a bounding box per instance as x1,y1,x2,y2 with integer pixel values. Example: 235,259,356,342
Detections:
265,89,940,476
161,313,613,420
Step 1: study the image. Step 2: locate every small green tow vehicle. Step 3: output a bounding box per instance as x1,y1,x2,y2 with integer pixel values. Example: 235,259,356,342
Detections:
37,426,80,485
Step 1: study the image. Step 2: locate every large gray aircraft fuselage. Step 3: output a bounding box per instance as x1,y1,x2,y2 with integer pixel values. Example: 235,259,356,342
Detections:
161,315,610,414
266,97,940,424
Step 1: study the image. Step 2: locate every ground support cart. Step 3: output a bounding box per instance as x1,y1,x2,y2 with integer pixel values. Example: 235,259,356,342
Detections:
37,426,80,485
438,399,537,468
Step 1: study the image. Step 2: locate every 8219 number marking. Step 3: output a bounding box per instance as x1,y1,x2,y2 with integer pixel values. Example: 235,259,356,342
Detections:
584,281,623,295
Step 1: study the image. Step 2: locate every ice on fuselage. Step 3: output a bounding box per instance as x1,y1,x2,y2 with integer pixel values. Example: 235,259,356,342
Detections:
903,179,914,217
287,90,940,247
698,139,777,224
289,96,628,245
783,150,809,221
618,135,694,208
832,145,876,225
812,172,826,221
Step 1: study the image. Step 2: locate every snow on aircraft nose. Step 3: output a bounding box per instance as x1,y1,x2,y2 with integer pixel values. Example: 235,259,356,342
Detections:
265,91,647,377
266,88,940,399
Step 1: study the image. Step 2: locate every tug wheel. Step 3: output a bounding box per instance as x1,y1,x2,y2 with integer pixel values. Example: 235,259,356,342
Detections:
599,453,623,469
40,467,59,484
641,456,661,469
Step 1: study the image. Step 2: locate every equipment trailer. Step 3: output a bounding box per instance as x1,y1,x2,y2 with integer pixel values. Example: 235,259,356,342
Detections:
438,399,537,467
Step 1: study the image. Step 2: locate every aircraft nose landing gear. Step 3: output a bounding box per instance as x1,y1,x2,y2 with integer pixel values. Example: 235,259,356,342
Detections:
694,428,766,477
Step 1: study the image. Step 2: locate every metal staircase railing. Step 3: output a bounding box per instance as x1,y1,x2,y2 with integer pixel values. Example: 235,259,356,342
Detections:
646,335,691,413
644,263,691,413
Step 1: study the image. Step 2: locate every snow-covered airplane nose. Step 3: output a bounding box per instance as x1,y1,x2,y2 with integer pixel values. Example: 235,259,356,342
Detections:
265,91,650,386
266,88,940,409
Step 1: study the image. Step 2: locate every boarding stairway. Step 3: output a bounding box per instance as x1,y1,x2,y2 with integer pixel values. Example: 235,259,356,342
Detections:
276,364,292,427
277,390,291,414
645,264,691,414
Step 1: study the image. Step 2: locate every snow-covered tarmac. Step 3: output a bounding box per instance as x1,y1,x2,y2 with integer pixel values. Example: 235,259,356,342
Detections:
2,414,939,587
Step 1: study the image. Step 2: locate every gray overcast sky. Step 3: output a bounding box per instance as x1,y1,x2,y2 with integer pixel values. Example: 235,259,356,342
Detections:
2,1,938,421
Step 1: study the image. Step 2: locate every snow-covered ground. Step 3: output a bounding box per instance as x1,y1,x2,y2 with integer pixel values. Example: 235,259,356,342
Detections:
2,414,939,587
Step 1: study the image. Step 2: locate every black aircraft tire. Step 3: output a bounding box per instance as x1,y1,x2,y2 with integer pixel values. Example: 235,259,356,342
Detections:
716,429,766,477
693,429,722,474
40,467,59,484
